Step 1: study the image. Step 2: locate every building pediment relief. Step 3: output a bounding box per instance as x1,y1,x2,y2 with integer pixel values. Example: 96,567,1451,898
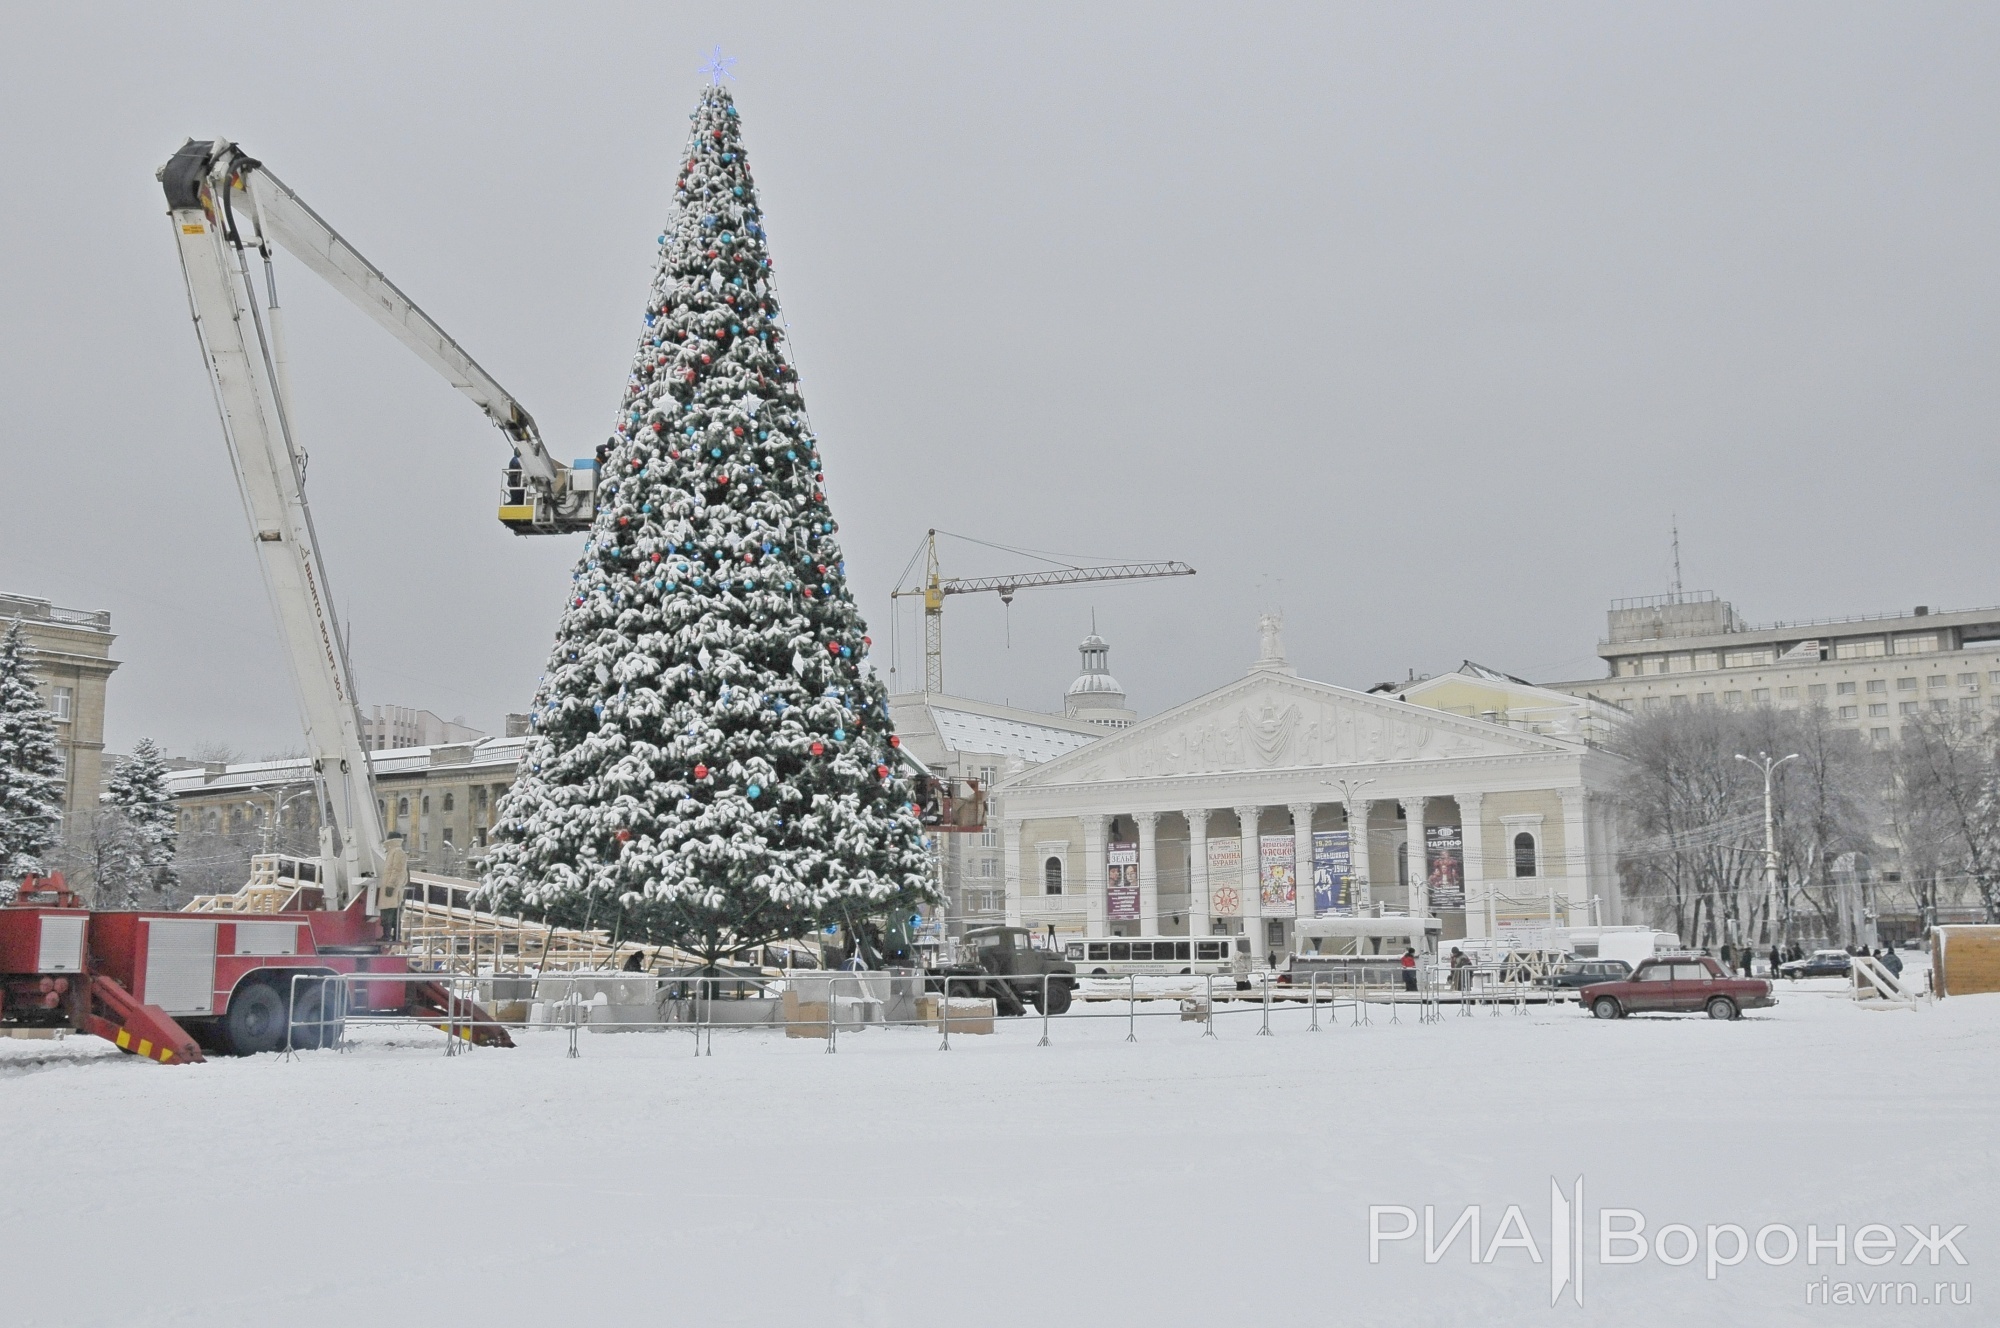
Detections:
1007,674,1572,788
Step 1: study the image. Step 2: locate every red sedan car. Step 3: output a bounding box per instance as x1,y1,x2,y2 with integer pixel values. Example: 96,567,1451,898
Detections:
1579,955,1776,1021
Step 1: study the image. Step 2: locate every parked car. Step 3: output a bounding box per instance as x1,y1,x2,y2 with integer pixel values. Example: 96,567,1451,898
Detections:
1779,950,1853,979
1579,955,1777,1020
1542,959,1633,989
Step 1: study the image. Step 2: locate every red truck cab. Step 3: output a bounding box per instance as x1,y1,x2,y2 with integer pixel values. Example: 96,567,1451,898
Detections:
1579,955,1776,1021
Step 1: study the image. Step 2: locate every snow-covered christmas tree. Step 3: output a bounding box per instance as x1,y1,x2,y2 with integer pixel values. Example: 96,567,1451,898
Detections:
0,622,65,895
97,738,179,907
483,76,934,965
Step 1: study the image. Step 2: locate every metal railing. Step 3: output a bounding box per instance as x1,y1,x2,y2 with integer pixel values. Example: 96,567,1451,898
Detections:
261,960,1591,1062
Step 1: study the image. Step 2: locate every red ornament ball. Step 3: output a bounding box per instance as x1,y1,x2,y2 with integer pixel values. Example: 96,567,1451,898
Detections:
616,829,631,842
876,764,889,778
809,742,824,756
694,763,709,779
888,735,901,748
827,641,841,653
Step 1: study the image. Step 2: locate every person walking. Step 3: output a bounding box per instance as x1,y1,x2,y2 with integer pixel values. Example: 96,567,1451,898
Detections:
1449,946,1471,992
1884,946,1904,978
1400,947,1418,993
1768,944,1781,976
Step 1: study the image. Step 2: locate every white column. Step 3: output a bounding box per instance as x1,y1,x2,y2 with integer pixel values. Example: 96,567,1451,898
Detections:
1235,805,1263,951
1137,811,1160,935
1289,801,1315,924
1082,813,1109,938
1184,809,1211,936
1457,792,1486,940
1596,796,1624,925
1558,786,1589,924
1402,795,1428,915
1002,817,1023,928
1346,799,1374,911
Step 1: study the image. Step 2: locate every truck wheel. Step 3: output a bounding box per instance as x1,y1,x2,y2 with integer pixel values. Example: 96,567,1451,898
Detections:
1591,996,1622,1021
1035,983,1073,1016
1705,996,1738,1021
290,977,348,1050
221,981,287,1055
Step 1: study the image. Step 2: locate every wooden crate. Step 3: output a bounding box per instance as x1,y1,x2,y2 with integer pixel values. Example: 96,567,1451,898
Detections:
782,990,831,1038
916,994,995,1034
1934,926,2000,997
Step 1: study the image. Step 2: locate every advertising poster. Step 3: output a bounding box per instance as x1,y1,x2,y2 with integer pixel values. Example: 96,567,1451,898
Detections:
1312,830,1353,915
1259,835,1296,910
1425,824,1465,910
1106,841,1139,921
1206,838,1242,916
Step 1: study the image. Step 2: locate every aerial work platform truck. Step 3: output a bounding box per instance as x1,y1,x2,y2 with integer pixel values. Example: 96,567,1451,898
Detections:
2,137,592,1059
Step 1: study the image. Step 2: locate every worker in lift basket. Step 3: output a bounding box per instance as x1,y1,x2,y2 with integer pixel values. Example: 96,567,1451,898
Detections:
1400,947,1418,993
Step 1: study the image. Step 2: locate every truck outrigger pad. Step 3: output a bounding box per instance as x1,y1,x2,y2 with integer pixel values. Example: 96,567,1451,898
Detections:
81,973,204,1065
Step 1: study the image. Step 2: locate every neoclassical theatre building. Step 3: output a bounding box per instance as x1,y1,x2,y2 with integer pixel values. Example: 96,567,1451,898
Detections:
992,620,1630,953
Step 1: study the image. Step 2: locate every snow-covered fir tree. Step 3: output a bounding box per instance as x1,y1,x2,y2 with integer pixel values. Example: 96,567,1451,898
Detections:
0,622,65,894
483,82,934,964
97,738,180,906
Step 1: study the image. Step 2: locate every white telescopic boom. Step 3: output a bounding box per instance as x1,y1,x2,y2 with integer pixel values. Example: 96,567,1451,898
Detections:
158,138,592,909
162,143,385,909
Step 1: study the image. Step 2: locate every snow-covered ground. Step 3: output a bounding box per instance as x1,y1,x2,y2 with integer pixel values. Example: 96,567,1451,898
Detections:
4,972,1989,1327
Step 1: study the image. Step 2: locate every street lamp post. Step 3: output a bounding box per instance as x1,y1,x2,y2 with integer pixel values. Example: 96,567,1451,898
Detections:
1734,751,1798,951
248,783,318,855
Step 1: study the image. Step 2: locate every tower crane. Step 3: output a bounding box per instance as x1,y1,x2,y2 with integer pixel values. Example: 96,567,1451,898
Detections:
891,530,1195,694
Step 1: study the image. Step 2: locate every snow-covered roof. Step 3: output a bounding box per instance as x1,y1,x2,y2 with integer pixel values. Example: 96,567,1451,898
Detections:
166,736,526,796
927,705,1101,764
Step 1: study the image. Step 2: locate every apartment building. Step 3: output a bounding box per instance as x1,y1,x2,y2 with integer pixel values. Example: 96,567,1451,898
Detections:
168,737,526,879
1545,593,2000,742
360,705,487,752
1,593,120,840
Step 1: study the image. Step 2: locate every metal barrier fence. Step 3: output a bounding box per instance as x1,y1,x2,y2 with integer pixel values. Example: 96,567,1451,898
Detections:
271,963,1575,1060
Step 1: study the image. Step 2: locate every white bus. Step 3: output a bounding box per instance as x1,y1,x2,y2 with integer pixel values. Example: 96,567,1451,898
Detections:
1063,935,1243,977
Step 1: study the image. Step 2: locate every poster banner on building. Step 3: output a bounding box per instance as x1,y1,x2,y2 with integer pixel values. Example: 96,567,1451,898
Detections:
1312,830,1353,915
1106,841,1139,921
1425,824,1465,910
1259,835,1296,910
1207,838,1242,916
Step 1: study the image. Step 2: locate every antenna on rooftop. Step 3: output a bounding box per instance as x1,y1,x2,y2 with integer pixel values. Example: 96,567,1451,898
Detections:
1670,517,1683,602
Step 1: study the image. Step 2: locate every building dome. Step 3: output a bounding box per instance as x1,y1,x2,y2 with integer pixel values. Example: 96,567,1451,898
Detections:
1064,631,1137,730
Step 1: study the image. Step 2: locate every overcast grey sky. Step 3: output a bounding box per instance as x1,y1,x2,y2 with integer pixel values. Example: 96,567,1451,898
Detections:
4,3,1997,757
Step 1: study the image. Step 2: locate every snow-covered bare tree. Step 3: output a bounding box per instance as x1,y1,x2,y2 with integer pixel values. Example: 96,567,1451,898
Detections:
1615,702,1884,948
1890,713,2000,923
1615,706,1765,946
